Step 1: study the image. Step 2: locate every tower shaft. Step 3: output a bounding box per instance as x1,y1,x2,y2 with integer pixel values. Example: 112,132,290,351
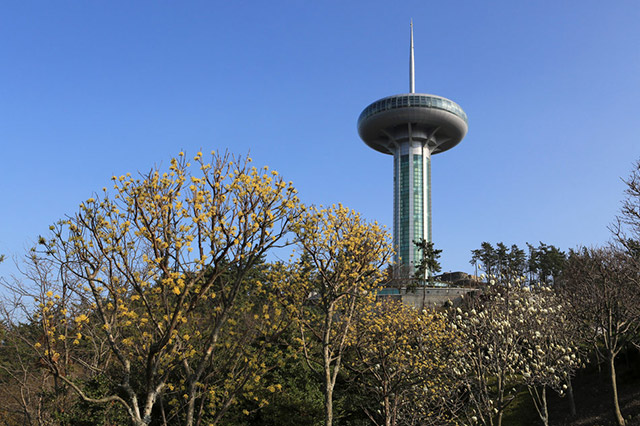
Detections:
391,136,432,278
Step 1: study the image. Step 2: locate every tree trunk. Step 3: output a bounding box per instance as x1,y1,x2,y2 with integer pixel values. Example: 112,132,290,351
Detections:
323,303,337,426
541,387,549,426
185,381,196,426
324,383,333,426
529,386,550,426
610,354,625,426
324,332,333,426
496,375,504,426
566,377,576,417
384,393,391,426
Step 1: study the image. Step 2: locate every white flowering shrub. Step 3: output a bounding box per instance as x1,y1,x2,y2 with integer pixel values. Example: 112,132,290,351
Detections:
451,280,579,426
518,286,581,426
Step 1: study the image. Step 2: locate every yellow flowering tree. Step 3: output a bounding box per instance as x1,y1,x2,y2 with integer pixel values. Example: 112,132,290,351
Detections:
283,204,393,426
31,151,300,426
348,300,460,426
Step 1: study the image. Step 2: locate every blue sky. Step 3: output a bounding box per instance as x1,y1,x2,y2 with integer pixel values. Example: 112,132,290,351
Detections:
1,0,639,277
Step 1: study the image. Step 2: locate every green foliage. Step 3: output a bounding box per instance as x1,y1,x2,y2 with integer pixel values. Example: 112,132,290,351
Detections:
471,241,566,286
52,375,130,426
470,242,526,284
526,242,566,286
412,239,442,285
224,351,324,426
500,388,539,426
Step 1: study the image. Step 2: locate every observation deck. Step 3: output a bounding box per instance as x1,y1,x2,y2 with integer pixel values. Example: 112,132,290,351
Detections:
357,93,468,155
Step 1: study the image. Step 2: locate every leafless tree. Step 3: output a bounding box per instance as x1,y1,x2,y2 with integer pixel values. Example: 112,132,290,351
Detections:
559,247,640,426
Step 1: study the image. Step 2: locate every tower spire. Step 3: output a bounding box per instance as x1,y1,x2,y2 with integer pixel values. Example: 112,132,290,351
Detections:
410,19,415,93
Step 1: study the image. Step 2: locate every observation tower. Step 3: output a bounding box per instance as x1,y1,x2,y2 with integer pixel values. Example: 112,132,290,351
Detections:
357,22,468,278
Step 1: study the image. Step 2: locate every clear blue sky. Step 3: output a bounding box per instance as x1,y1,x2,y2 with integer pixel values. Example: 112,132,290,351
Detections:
1,0,639,278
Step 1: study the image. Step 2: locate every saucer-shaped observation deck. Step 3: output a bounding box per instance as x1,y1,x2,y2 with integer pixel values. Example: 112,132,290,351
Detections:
357,93,468,155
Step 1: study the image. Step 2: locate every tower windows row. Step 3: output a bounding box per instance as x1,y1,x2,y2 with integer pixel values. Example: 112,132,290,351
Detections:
358,94,468,126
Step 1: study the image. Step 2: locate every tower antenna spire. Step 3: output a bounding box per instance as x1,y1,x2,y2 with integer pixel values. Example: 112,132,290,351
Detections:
410,19,415,93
